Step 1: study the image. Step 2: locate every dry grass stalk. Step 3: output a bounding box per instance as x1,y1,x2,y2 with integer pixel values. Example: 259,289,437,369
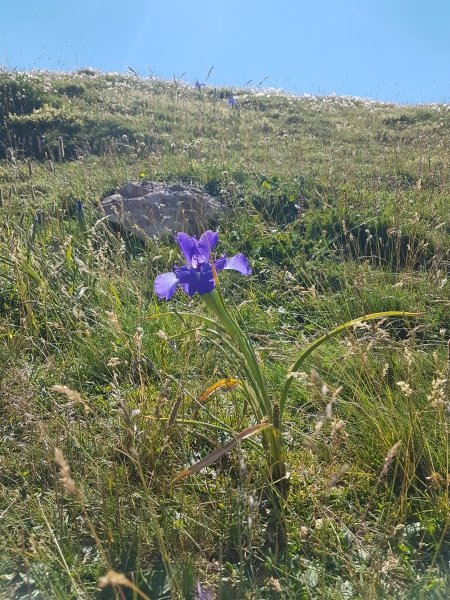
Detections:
326,464,351,488
98,570,152,600
105,310,122,334
168,395,183,426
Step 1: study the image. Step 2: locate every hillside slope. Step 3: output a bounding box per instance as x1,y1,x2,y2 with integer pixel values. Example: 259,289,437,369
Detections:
0,70,449,599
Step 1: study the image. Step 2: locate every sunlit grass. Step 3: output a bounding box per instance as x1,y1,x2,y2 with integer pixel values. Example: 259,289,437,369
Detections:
0,69,449,598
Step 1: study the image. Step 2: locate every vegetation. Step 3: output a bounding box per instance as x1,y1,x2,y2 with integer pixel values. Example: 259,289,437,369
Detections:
0,68,449,599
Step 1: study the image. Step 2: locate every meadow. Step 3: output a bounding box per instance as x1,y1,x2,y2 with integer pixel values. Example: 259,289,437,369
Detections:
0,69,449,599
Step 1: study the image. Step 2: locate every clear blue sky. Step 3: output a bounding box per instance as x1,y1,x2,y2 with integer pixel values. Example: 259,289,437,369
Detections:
2,0,450,104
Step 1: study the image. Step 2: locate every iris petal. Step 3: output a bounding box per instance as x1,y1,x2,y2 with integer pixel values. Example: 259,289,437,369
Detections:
176,265,201,297
176,233,197,265
175,264,216,296
197,230,219,262
175,264,196,281
214,256,227,272
197,264,216,295
154,272,179,299
180,280,198,296
214,254,251,275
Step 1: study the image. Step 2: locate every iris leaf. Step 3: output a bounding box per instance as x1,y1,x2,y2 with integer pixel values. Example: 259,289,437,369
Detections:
172,421,272,485
280,311,422,415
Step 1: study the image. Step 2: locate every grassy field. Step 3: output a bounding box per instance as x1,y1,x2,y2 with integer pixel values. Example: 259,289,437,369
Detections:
0,69,449,599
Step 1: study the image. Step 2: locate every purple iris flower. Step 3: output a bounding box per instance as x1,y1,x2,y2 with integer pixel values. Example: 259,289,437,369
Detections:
154,230,251,300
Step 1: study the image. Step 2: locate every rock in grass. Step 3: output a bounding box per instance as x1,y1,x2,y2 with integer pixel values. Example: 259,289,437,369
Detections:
100,181,222,241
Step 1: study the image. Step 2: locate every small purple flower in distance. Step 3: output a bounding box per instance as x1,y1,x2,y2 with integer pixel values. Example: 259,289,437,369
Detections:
194,80,205,91
227,96,239,107
194,580,215,600
154,230,251,300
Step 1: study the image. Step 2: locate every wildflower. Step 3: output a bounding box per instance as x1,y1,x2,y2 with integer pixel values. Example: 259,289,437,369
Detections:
194,580,215,600
154,230,251,299
227,96,239,107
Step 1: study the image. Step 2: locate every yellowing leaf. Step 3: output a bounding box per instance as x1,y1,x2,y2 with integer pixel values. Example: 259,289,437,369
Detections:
198,378,242,403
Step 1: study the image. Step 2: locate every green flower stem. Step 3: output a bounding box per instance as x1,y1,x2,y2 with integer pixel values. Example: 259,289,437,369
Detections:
202,290,271,417
202,290,288,511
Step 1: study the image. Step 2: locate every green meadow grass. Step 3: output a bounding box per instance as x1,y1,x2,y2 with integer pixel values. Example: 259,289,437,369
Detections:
0,70,449,598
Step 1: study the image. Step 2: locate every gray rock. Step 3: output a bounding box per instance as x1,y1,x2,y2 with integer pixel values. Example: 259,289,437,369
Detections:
100,181,223,241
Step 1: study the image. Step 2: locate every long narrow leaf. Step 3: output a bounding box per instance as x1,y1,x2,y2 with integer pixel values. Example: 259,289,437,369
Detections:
205,333,264,419
172,422,272,485
147,310,227,335
145,416,235,434
149,311,266,419
280,311,421,414
202,291,271,415
153,373,249,439
144,416,262,452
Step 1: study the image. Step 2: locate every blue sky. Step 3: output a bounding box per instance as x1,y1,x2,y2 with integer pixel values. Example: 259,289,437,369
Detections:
2,0,450,104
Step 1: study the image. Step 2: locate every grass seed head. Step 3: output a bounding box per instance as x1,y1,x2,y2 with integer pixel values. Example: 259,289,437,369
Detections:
54,448,79,497
380,441,402,477
51,384,91,412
